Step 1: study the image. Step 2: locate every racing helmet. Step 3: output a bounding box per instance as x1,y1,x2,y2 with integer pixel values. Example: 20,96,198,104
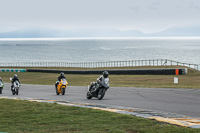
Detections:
103,71,109,78
14,74,18,78
60,72,64,76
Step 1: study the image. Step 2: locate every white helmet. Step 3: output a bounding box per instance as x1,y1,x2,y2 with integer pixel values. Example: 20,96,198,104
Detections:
14,74,18,78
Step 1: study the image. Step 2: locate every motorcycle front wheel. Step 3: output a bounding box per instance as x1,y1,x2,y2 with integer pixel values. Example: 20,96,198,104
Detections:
62,88,65,95
16,88,19,95
97,89,106,100
86,92,92,99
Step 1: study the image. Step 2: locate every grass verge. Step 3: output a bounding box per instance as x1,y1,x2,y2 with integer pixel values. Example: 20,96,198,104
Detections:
0,99,199,133
1,66,200,88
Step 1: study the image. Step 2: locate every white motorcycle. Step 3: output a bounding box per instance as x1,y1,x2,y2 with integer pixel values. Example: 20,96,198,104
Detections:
86,77,109,100
10,77,20,95
0,80,4,94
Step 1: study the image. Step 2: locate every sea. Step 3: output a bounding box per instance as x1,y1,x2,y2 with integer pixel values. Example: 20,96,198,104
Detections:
0,37,200,66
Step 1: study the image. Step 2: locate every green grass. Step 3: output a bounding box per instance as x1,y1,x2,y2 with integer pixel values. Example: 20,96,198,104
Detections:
0,99,199,133
1,66,200,88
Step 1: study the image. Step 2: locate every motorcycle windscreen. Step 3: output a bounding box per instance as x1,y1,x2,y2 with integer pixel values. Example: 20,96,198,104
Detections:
61,78,68,85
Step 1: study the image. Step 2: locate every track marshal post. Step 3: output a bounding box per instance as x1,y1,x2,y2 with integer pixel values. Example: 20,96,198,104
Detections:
174,69,179,84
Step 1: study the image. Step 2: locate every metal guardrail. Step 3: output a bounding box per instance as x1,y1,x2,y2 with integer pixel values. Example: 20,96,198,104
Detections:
0,59,199,71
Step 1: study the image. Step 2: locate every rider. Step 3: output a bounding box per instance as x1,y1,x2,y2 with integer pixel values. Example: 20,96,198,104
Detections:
0,77,3,82
55,72,66,89
89,71,109,92
11,74,20,91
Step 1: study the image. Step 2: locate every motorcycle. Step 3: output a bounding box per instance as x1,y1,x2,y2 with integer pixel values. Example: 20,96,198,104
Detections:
86,77,109,100
56,78,68,95
0,80,4,94
12,80,20,95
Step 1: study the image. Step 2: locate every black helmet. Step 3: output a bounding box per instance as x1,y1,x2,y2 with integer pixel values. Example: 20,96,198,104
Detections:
60,72,64,76
103,71,109,78
14,74,18,78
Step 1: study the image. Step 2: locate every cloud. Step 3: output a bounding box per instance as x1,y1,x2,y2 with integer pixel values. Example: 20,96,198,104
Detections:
129,6,140,12
149,1,160,10
190,0,200,10
152,1,160,5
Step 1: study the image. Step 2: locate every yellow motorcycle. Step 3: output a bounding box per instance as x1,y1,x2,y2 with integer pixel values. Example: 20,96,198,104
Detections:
56,78,68,95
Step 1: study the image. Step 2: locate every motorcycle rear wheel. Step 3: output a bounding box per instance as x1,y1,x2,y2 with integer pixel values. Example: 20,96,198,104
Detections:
56,88,59,95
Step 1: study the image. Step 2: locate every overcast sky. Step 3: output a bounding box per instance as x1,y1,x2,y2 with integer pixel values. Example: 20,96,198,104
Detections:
0,0,200,33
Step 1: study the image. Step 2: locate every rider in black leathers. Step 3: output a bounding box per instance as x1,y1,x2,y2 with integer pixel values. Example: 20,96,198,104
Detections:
55,72,66,89
11,74,20,91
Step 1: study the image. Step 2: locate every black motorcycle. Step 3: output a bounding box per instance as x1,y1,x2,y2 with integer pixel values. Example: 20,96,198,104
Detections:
86,78,109,100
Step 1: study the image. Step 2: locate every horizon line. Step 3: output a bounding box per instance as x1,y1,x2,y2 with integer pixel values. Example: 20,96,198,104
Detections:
1,37,200,41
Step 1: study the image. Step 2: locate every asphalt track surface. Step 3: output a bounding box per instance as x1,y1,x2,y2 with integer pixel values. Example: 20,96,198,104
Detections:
1,83,200,118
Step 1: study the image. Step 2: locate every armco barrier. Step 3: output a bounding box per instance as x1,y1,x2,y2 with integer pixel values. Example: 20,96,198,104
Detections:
27,68,187,75
0,69,26,72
